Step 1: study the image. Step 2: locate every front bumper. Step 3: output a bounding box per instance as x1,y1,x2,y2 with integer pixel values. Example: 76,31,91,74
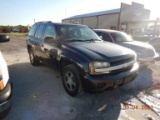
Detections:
138,53,160,64
0,82,12,113
81,62,139,91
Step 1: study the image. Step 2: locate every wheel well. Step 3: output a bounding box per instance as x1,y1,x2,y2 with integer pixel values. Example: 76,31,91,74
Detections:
60,59,75,74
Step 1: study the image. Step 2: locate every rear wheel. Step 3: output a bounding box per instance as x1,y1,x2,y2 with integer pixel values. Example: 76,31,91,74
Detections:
62,65,82,96
29,49,40,66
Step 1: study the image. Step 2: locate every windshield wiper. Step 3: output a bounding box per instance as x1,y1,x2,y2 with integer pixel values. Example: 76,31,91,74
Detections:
65,39,84,42
85,39,102,42
65,39,101,42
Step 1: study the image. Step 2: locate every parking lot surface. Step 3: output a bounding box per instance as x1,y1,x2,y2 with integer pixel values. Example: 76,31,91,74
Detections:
0,36,160,120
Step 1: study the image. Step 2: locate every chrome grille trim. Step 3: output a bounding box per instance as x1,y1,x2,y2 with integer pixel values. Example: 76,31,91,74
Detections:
145,49,155,57
95,61,135,73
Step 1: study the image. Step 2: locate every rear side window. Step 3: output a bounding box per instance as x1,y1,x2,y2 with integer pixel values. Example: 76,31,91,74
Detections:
35,24,45,39
29,24,39,36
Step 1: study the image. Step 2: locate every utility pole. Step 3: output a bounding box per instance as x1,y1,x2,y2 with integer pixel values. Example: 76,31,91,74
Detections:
34,19,35,23
117,3,122,31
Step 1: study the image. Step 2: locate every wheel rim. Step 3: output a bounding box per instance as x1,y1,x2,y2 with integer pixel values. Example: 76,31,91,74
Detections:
29,51,34,63
64,72,76,92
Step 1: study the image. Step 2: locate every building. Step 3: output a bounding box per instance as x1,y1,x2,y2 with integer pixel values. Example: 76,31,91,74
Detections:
62,2,150,33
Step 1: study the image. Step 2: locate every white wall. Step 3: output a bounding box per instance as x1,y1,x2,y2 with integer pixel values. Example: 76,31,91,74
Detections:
62,19,70,23
83,16,98,29
70,18,82,24
98,14,119,29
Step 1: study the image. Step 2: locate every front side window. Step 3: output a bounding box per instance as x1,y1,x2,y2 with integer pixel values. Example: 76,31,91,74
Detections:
56,25,101,41
95,31,101,37
101,33,112,42
44,24,56,39
35,24,45,39
95,31,112,42
111,32,133,42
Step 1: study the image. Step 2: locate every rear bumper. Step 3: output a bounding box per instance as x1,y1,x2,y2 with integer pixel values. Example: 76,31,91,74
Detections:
0,82,12,113
81,62,139,91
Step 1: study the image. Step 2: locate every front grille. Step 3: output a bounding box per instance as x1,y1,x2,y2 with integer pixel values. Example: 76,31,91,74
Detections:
108,56,135,74
144,49,155,57
109,65,133,75
110,56,134,66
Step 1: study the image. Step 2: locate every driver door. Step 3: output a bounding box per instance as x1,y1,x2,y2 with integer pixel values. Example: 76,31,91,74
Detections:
40,23,58,68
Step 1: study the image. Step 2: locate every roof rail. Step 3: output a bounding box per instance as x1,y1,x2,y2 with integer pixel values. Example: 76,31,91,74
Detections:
35,21,52,24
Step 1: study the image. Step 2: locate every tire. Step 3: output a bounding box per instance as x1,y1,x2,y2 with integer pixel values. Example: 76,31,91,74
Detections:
29,49,40,66
62,64,82,96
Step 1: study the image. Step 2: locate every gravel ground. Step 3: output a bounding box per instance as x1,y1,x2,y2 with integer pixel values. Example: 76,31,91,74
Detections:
0,36,160,120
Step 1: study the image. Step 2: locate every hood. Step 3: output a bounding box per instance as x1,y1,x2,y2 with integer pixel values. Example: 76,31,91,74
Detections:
118,41,156,57
119,41,153,49
64,41,135,61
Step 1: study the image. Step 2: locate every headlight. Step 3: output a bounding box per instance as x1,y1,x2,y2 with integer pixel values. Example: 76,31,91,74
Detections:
0,52,9,90
89,61,110,75
6,36,9,39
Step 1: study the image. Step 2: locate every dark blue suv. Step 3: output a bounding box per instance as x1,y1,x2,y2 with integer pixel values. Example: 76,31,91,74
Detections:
27,21,139,96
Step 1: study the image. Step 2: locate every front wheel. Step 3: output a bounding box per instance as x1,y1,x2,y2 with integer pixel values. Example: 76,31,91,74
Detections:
62,65,82,96
29,49,40,66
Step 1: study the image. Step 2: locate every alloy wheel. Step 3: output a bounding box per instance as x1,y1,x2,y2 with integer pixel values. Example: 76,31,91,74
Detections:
64,72,76,92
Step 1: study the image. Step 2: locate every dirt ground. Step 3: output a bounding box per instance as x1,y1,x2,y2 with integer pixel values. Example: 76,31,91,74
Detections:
0,36,160,120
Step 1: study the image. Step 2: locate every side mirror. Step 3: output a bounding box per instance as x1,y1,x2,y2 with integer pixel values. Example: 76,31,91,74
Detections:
0,35,10,42
44,36,55,43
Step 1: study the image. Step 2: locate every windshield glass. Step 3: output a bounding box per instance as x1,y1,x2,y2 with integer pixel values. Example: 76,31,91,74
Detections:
56,25,101,41
111,32,133,42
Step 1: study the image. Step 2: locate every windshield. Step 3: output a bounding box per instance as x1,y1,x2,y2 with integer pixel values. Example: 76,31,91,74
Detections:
56,25,101,41
111,32,133,42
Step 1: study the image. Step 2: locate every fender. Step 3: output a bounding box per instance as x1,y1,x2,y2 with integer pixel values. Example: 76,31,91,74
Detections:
27,40,35,53
58,47,89,74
